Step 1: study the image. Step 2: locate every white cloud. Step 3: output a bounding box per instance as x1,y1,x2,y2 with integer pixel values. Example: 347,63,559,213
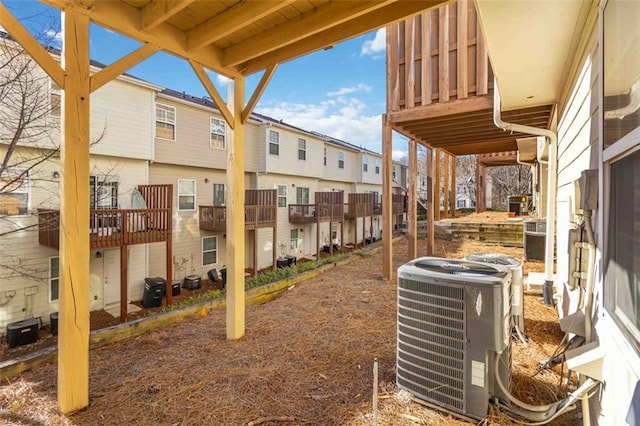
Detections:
392,150,408,161
361,28,386,57
44,29,62,48
327,84,371,97
216,74,231,86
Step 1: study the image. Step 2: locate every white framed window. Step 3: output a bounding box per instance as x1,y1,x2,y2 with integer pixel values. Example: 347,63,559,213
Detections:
178,179,196,211
457,199,465,209
324,147,327,166
338,151,345,169
296,187,309,204
202,236,218,267
269,129,280,155
49,256,59,302
363,155,368,172
277,184,287,207
155,103,176,141
290,229,299,250
298,138,306,161
213,183,225,206
49,79,61,117
0,168,29,216
375,159,381,174
210,117,226,149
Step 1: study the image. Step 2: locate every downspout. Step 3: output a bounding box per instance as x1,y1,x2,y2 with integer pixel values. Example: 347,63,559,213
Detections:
493,79,558,305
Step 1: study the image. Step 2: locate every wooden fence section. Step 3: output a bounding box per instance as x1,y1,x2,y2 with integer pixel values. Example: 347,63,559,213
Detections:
289,191,345,223
200,189,277,232
387,0,492,111
344,193,374,218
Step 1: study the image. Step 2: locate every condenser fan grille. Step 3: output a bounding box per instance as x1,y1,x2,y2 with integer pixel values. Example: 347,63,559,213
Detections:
415,258,501,276
397,278,465,412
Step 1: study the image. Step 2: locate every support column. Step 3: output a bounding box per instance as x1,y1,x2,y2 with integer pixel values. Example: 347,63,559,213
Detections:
382,115,393,281
443,153,450,218
451,154,456,217
426,147,434,255
407,139,417,259
434,149,441,221
120,246,128,323
58,7,90,414
476,157,486,213
226,77,246,340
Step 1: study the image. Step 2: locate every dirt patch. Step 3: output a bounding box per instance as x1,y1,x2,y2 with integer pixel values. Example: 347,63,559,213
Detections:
0,236,578,425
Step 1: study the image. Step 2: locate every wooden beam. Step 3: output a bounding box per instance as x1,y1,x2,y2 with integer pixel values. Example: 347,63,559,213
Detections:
41,0,241,78
443,152,449,218
451,153,456,217
187,1,295,51
241,1,448,75
189,60,235,129
426,147,434,255
438,4,449,103
90,43,160,93
476,19,488,96
226,76,246,340
434,148,440,221
140,0,194,31
421,11,432,106
0,2,65,88
404,17,415,108
120,247,128,323
408,139,417,259
457,0,468,100
388,95,492,123
223,1,395,67
241,64,277,124
386,23,399,111
58,7,90,414
382,115,393,281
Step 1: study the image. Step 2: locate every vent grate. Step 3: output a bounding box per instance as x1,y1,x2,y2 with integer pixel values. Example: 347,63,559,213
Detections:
397,278,465,411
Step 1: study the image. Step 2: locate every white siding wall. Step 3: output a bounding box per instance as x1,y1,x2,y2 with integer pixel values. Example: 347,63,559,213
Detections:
361,153,383,185
264,124,324,177
322,144,359,183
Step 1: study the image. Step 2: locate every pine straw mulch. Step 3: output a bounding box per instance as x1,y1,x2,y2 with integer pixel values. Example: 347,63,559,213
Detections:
0,235,579,426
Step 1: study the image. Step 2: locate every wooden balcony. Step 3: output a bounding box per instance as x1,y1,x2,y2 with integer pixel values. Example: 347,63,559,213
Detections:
344,193,374,219
288,191,344,223
38,185,173,250
199,189,277,232
392,194,405,215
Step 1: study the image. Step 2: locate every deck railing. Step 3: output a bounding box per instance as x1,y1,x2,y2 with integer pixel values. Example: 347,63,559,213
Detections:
199,204,277,231
288,203,344,223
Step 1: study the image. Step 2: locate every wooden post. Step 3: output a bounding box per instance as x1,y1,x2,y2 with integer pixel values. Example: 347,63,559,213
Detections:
226,77,246,340
434,149,441,221
166,239,172,305
456,0,468,100
476,156,487,213
340,221,344,250
120,246,128,323
316,215,320,258
272,225,277,271
382,115,393,281
426,147,434,255
253,230,258,276
443,152,450,218
438,4,449,103
451,154,457,217
58,7,90,414
408,139,417,260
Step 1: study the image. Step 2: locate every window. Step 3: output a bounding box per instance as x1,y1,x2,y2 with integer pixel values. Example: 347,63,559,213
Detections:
323,147,327,166
296,187,309,204
606,149,640,347
457,199,465,209
375,159,380,174
90,176,118,209
392,166,396,180
603,0,640,149
202,236,218,266
213,184,225,206
50,79,61,117
49,257,59,302
277,185,287,207
338,152,345,169
290,229,299,250
178,179,196,211
156,103,176,140
269,130,279,155
0,168,28,216
363,155,368,172
298,138,306,161
210,117,226,149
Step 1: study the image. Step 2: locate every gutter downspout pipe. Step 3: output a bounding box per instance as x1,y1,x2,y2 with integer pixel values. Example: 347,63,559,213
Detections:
493,79,557,305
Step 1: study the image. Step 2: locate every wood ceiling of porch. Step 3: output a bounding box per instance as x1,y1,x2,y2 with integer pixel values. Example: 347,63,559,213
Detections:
388,95,554,156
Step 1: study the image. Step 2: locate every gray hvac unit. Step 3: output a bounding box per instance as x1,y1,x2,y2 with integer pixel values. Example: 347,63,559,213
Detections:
524,219,546,261
397,257,512,420
463,253,525,333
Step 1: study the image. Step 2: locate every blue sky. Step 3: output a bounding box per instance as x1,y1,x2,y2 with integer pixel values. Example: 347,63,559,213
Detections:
3,1,409,160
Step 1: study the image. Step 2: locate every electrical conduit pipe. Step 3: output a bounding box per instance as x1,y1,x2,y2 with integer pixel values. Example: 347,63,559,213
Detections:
493,78,558,305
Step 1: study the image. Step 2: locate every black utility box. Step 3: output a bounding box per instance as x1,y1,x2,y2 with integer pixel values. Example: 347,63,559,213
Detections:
50,312,58,336
286,255,297,266
6,318,39,348
276,257,289,268
171,280,181,296
143,277,165,308
220,268,227,288
182,275,202,290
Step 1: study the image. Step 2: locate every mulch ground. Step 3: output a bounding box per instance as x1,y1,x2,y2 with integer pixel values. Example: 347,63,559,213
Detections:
0,213,579,426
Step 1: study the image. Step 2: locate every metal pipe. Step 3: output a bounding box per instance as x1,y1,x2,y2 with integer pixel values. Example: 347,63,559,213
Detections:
493,79,558,305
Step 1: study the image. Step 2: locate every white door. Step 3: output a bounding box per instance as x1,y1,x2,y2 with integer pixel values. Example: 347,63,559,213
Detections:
103,249,121,306
303,226,312,256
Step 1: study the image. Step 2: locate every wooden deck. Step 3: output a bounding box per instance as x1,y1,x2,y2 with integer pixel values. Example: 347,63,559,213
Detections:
38,185,172,249
288,191,344,223
199,189,277,232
